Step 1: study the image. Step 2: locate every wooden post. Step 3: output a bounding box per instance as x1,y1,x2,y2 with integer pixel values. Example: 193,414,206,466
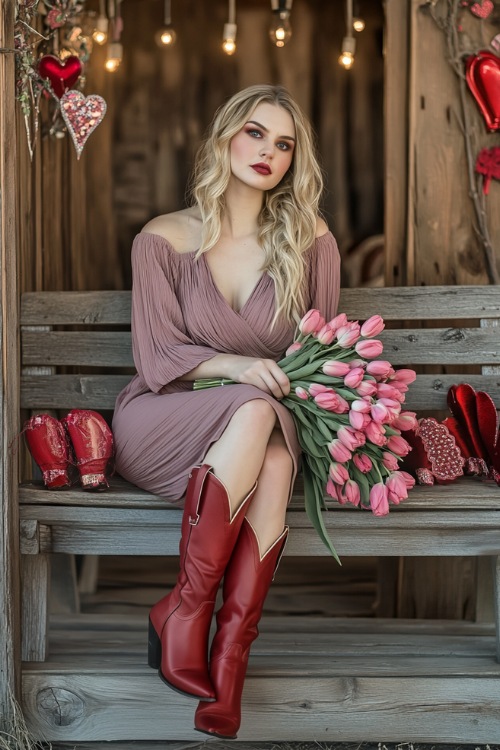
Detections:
0,0,21,728
494,555,500,663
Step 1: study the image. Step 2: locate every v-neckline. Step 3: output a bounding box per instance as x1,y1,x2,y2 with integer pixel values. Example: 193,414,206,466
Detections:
201,252,268,316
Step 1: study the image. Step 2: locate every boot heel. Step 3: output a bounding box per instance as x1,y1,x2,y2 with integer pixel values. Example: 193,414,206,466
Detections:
148,618,161,669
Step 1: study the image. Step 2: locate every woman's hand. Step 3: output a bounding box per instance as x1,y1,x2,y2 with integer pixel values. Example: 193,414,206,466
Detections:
226,356,290,399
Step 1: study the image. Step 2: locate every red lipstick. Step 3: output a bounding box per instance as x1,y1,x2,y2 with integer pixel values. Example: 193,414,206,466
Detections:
251,162,272,175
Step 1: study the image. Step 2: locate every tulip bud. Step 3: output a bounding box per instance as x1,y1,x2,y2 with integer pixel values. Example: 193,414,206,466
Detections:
353,453,372,473
381,451,399,472
286,342,303,356
399,470,416,489
349,410,365,430
344,479,361,507
360,315,385,338
371,402,390,424
295,386,309,400
366,360,394,379
386,434,411,456
386,472,408,504
356,380,378,397
329,462,350,484
327,312,348,333
336,323,361,348
365,420,387,447
316,324,335,345
355,339,384,359
328,438,352,463
309,383,329,397
344,367,364,389
391,411,418,431
369,483,390,516
323,361,350,377
299,309,325,335
391,368,417,384
351,399,371,413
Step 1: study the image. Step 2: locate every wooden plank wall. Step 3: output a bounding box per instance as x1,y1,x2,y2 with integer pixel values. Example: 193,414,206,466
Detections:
0,0,21,727
17,0,385,293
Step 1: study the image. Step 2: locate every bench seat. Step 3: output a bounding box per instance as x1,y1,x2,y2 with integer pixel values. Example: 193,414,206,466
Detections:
22,614,500,743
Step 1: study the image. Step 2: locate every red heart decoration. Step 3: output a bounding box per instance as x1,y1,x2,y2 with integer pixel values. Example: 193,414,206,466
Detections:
38,55,82,99
470,0,494,18
466,51,500,131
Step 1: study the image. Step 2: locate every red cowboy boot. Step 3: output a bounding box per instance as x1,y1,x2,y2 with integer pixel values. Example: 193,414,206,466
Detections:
148,465,257,701
194,518,288,739
24,414,71,489
62,409,114,491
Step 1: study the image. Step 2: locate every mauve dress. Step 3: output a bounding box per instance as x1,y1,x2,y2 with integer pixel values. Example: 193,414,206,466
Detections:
112,230,341,505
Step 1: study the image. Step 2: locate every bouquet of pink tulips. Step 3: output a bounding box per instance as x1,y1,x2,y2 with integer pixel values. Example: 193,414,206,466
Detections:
194,309,417,562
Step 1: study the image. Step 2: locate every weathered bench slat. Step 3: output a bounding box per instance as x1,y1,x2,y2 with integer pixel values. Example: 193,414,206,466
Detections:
20,286,500,324
21,327,500,367
18,476,500,509
20,372,500,411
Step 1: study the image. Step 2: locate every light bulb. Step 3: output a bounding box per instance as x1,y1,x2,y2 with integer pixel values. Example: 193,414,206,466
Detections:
339,36,355,69
93,16,108,45
269,11,292,47
222,22,237,55
353,17,365,32
105,41,123,71
155,26,177,46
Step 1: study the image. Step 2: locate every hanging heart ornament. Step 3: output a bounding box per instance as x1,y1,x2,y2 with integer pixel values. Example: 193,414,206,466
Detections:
38,55,82,99
465,50,500,131
60,90,107,160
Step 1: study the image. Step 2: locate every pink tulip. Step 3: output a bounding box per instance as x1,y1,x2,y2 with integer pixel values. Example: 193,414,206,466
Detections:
366,360,394,379
391,368,417,385
344,367,365,389
351,399,371,413
344,479,361,507
355,339,384,359
299,309,325,335
371,402,390,424
349,410,365,430
353,453,372,473
390,380,409,396
316,324,335,345
386,472,408,504
327,312,348,333
381,451,399,472
349,359,365,369
369,483,390,516
391,411,418,431
326,477,337,498
309,383,329,397
399,470,416,489
386,434,411,456
376,383,402,401
336,426,359,451
336,323,361,348
378,397,401,422
356,380,378,397
323,361,350,377
315,391,349,413
286,342,303,356
329,462,350,485
365,420,387,447
328,439,352,463
360,315,385,338
295,386,309,400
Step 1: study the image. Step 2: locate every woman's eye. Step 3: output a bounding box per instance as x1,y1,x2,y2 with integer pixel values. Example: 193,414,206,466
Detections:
247,129,262,138
277,141,291,151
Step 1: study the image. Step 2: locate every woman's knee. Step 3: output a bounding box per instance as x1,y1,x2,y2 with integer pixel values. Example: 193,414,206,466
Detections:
261,431,294,479
230,399,277,433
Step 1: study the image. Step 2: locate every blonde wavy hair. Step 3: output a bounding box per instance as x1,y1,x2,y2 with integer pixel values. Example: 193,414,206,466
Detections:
190,85,324,327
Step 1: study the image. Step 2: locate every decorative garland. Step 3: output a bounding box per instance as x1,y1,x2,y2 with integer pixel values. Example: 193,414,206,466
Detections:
426,0,500,283
2,0,106,160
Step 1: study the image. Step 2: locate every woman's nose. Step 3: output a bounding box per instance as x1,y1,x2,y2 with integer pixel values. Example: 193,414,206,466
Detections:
259,142,273,158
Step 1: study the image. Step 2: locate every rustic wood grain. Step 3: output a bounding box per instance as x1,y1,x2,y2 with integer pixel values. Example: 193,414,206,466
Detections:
21,554,49,661
0,0,21,727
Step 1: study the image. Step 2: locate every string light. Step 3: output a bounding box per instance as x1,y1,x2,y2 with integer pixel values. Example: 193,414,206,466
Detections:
92,0,108,45
269,0,293,48
222,0,237,55
105,0,123,72
353,17,365,32
156,0,177,47
339,0,355,69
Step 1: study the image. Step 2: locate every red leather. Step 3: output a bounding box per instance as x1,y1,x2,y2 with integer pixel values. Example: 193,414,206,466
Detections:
149,466,256,701
195,519,288,739
62,409,113,490
24,414,70,489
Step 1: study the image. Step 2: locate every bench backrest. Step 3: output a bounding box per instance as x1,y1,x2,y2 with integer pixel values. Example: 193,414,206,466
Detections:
20,286,500,412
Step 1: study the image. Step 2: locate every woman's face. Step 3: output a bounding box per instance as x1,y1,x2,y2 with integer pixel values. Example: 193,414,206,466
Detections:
229,102,296,191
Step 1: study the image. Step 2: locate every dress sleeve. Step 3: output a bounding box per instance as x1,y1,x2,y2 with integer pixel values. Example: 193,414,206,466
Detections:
308,231,341,321
131,233,221,393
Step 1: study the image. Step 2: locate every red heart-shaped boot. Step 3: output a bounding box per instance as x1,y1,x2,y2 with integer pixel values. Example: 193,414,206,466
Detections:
62,409,114,491
24,414,71,489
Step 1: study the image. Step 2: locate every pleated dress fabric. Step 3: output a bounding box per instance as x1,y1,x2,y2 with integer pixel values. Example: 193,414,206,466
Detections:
112,230,341,505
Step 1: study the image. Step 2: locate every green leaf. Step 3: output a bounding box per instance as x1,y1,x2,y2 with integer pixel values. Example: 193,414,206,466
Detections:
303,463,341,564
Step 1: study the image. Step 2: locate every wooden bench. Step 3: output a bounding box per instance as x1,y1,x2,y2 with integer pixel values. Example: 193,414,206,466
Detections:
19,286,500,743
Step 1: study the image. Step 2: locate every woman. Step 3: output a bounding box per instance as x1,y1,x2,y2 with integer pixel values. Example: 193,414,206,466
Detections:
112,84,341,739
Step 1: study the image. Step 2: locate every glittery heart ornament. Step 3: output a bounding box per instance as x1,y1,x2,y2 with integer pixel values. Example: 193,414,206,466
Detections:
402,418,465,485
466,51,500,131
38,55,82,99
470,0,494,17
60,90,107,160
